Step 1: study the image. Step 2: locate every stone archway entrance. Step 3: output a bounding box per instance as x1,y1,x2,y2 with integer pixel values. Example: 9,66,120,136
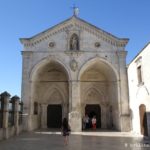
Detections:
139,104,148,136
47,104,62,128
31,60,69,130
85,104,101,128
79,58,120,130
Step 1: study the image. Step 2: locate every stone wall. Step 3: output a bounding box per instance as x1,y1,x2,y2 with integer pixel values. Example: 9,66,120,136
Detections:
128,43,150,137
0,91,23,140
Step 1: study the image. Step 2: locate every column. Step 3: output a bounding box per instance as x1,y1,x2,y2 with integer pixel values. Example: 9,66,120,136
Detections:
101,105,107,129
117,51,131,131
63,103,68,118
68,81,72,112
21,51,33,131
41,104,47,129
69,81,82,132
11,96,20,135
1,91,10,139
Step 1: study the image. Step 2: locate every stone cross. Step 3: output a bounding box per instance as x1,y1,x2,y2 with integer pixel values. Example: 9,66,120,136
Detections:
72,5,79,17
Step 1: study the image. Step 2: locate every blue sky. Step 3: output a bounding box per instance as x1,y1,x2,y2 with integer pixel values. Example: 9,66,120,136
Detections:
0,0,150,97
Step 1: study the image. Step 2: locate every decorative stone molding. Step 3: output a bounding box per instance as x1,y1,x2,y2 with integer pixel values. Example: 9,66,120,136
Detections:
116,51,127,58
20,17,129,48
65,50,83,57
70,59,78,72
69,111,80,119
21,51,33,58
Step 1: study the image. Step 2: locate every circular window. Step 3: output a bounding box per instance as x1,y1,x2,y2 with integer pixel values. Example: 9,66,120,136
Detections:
49,42,55,48
95,42,101,48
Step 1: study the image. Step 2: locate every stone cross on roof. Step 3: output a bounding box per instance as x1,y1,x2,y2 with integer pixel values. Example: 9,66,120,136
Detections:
72,5,79,17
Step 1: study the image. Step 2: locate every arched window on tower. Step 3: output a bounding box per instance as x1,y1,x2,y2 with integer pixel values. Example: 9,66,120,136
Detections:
70,33,79,50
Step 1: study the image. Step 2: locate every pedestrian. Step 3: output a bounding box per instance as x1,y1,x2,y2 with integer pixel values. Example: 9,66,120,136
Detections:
92,116,97,129
83,114,90,129
62,117,71,145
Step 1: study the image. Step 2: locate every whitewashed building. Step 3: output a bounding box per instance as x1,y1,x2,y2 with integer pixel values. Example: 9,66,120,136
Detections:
128,42,150,136
20,14,131,132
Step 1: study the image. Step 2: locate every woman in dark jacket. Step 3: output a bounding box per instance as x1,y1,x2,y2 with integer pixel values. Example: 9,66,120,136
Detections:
62,118,70,145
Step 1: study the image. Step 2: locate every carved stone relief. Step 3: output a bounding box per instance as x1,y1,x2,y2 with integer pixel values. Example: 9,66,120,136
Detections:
70,59,78,72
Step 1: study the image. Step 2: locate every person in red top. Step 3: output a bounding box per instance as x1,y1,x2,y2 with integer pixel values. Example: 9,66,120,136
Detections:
92,116,97,129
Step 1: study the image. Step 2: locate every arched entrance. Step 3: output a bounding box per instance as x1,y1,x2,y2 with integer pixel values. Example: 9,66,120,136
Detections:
85,104,101,128
79,58,119,130
47,104,62,128
30,59,69,129
139,104,148,136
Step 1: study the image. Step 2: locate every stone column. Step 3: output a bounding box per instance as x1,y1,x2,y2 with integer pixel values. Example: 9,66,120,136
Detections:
117,51,131,131
101,105,107,129
68,81,72,112
11,96,20,135
41,104,47,129
69,81,82,132
21,51,33,131
63,103,68,118
1,91,11,139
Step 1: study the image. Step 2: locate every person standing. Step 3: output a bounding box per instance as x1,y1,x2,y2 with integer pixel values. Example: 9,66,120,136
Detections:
92,116,97,129
62,118,71,145
83,114,90,129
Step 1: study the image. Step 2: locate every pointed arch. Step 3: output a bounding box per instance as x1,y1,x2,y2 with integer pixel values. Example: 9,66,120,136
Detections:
84,87,104,98
78,57,119,81
84,87,104,104
29,56,71,81
48,88,64,104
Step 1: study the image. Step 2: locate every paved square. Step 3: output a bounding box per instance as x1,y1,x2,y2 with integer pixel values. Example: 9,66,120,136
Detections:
0,131,150,150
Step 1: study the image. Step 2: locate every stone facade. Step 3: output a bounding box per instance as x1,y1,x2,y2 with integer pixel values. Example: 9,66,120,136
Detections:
128,42,150,136
20,16,131,132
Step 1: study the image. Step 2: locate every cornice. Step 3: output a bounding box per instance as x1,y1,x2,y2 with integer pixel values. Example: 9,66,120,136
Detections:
20,16,129,48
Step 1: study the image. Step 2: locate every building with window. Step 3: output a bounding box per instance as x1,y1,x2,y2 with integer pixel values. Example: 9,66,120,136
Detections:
128,42,150,136
20,14,131,132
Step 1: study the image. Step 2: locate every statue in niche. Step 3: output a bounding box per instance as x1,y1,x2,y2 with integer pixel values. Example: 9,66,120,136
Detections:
70,34,79,50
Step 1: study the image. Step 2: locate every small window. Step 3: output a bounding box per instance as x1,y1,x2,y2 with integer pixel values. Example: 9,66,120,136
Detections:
34,102,38,115
137,65,143,84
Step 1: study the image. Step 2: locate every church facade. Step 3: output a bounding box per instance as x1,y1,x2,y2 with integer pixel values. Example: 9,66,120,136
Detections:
20,15,131,132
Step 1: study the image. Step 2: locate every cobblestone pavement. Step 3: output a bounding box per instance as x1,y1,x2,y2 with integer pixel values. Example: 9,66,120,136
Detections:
0,130,150,150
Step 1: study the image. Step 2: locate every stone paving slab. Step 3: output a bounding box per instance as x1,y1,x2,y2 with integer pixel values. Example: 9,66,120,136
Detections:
0,131,150,150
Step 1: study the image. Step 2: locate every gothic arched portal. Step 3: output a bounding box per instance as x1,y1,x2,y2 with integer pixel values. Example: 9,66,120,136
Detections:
80,58,119,130
30,59,69,129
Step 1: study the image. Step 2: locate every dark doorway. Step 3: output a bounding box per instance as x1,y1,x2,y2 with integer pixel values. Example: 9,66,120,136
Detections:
85,104,101,128
47,104,62,128
139,104,148,136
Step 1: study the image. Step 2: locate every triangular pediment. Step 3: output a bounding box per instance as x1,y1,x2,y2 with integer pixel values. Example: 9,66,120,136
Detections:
20,16,129,47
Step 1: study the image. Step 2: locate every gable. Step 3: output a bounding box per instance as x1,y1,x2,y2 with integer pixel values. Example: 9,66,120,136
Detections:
20,16,129,49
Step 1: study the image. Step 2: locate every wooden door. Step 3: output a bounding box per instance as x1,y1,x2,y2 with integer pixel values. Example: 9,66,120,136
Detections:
139,104,148,136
